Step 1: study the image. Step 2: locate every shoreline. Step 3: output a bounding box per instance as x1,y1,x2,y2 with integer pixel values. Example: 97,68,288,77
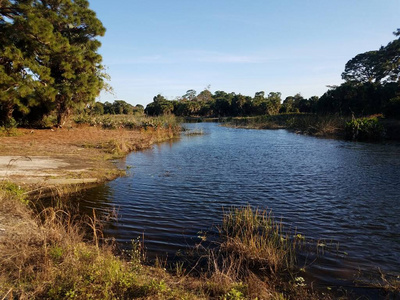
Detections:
0,125,178,194
0,123,321,299
1,121,398,299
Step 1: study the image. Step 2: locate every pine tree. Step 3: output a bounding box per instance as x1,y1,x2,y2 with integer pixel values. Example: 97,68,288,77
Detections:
0,0,106,127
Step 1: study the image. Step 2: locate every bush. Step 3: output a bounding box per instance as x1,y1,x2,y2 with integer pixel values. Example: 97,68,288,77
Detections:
345,116,385,141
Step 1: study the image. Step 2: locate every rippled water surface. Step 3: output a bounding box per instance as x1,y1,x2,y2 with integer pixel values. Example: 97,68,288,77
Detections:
78,123,400,286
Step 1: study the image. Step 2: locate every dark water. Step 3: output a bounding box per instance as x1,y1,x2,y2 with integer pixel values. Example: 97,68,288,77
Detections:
77,123,400,289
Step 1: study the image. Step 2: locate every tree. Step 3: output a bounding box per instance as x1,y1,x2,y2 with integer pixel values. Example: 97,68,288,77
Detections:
0,0,55,126
231,94,250,116
379,38,400,83
92,102,104,115
342,51,380,83
0,0,107,127
197,89,213,102
251,91,266,115
266,92,281,115
103,101,114,114
182,89,197,101
213,91,234,116
111,100,134,114
41,0,106,126
145,94,173,116
342,30,400,84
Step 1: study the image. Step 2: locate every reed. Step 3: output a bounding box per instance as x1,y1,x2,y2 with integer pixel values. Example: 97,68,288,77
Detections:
228,114,348,138
220,206,297,276
285,114,347,137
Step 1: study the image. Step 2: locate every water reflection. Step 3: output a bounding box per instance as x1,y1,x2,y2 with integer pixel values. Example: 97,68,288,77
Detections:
78,123,400,287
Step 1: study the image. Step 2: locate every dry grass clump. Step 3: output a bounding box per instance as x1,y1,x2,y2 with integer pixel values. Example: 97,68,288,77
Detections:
0,189,204,299
0,190,323,299
227,114,348,138
1,185,329,300
283,114,346,137
77,116,180,158
221,206,296,275
74,113,180,132
196,206,324,300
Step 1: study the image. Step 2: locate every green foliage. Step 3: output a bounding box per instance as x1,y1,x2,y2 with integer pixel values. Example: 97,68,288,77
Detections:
221,283,247,300
92,102,105,115
94,100,142,116
0,116,19,136
0,0,107,127
72,114,180,150
145,90,320,118
345,116,385,141
145,94,174,116
342,30,400,84
0,181,28,204
317,82,400,116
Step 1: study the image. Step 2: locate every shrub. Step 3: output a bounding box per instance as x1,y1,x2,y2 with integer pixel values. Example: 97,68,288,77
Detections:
345,116,385,141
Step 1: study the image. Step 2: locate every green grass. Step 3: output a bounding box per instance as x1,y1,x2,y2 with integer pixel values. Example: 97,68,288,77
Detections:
0,181,28,204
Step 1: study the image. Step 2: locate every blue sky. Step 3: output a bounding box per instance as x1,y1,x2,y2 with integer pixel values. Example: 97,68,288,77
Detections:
90,1,400,106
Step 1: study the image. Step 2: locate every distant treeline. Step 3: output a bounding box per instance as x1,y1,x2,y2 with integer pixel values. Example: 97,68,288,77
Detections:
145,29,400,119
90,100,144,115
145,91,316,117
143,82,399,119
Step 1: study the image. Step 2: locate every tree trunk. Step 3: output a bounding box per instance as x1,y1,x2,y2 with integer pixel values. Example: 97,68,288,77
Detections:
0,101,15,127
56,95,70,127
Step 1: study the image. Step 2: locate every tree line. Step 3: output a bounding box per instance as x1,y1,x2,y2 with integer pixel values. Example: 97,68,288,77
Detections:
145,29,400,119
1,1,398,129
0,0,106,127
144,90,318,117
90,100,144,115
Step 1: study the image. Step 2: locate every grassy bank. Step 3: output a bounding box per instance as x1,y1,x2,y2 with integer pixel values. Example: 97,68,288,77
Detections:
0,185,324,299
1,114,398,299
0,114,323,299
227,114,347,138
227,113,400,141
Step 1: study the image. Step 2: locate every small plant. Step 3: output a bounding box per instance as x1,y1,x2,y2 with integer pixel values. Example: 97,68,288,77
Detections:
221,283,247,300
0,118,19,136
345,115,385,141
0,181,28,204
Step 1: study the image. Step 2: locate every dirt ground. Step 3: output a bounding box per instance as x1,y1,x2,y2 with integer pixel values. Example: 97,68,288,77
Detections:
0,126,158,190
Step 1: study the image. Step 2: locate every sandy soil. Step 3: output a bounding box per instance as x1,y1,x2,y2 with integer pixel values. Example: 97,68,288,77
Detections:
0,126,153,189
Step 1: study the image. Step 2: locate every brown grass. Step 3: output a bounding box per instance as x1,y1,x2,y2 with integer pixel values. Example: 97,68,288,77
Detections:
0,189,208,299
1,189,330,299
226,114,348,139
0,120,180,192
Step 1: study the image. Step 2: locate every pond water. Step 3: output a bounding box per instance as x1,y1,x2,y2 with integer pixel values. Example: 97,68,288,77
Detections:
76,123,400,290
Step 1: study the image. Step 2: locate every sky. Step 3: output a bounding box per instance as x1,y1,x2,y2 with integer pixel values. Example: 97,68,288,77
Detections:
89,1,400,106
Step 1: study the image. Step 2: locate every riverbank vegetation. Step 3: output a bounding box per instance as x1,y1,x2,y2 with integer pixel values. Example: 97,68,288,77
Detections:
1,186,327,299
1,1,399,298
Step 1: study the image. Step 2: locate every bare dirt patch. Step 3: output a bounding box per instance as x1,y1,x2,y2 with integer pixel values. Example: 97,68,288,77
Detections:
0,126,160,189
